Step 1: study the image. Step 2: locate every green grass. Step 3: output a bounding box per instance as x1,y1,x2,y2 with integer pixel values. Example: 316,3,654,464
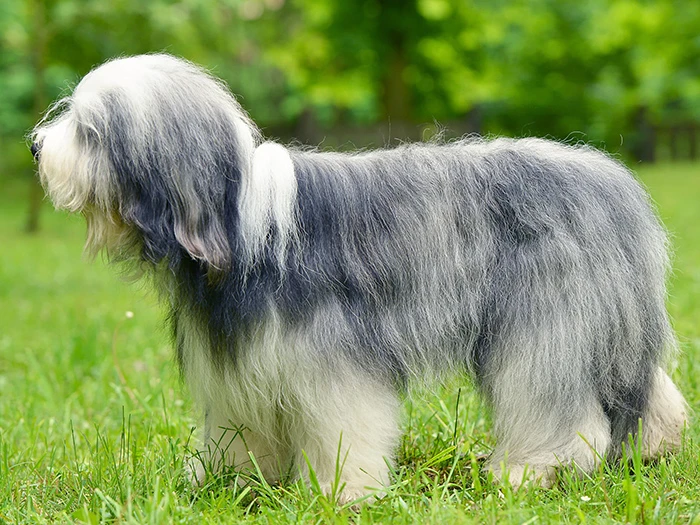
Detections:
1,164,700,524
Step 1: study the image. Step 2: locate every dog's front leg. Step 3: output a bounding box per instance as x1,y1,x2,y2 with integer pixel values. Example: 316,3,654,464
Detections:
289,365,401,505
189,405,291,486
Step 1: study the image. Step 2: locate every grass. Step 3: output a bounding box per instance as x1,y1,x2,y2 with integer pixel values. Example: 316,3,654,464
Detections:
1,163,700,524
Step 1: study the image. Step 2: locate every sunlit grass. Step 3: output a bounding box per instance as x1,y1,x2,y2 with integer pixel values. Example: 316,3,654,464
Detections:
1,164,699,524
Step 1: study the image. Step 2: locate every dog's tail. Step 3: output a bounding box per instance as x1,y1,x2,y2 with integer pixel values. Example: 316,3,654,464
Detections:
592,180,677,457
602,305,678,456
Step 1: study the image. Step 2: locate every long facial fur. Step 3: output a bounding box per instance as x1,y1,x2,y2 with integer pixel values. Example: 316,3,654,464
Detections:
33,54,683,488
33,54,259,267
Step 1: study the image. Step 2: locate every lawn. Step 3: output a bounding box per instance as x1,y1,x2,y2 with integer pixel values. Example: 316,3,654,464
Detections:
1,163,699,524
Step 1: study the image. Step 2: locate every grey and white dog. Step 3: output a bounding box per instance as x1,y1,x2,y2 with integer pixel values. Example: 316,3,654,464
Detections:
32,54,687,502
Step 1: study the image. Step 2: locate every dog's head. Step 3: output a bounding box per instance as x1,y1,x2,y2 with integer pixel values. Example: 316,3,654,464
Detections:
31,54,260,270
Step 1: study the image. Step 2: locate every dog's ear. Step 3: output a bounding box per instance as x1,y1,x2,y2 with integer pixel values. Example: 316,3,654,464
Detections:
95,95,253,271
165,144,246,271
111,137,246,271
120,178,235,271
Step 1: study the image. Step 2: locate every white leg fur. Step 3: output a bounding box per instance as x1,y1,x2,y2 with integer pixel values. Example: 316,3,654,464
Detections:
486,351,611,488
188,409,291,486
180,312,293,486
642,367,687,458
488,401,611,488
291,370,401,505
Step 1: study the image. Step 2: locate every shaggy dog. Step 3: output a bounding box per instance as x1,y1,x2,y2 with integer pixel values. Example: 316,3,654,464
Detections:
31,54,687,503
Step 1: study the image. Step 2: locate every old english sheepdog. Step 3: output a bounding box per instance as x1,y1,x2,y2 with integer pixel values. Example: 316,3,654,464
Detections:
31,54,687,502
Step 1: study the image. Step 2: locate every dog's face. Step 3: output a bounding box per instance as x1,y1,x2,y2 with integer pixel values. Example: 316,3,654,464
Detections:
32,54,259,269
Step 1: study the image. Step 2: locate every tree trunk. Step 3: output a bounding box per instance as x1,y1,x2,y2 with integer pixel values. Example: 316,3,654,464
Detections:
632,106,655,163
378,0,416,141
689,125,697,161
26,0,48,233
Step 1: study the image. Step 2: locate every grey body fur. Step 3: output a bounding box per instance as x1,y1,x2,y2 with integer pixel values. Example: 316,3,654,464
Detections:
289,140,671,443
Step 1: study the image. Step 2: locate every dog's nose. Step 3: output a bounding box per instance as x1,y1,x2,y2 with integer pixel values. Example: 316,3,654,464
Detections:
31,141,41,161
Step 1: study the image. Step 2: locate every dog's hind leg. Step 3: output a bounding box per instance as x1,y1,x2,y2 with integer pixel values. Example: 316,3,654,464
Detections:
288,364,401,505
487,388,611,488
482,334,612,488
486,386,612,487
641,367,687,459
188,407,291,486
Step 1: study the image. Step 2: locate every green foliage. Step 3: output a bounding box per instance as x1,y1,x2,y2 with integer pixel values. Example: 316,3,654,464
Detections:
1,163,700,522
1,0,699,164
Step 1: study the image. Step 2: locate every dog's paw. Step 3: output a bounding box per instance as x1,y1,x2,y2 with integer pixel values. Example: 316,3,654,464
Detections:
490,463,557,490
320,483,382,510
186,456,207,486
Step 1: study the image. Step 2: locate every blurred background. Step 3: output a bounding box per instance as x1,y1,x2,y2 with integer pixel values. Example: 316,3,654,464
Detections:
1,0,700,230
2,3,700,520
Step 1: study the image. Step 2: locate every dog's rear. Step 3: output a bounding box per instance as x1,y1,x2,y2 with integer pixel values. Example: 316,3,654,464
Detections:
455,139,686,485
